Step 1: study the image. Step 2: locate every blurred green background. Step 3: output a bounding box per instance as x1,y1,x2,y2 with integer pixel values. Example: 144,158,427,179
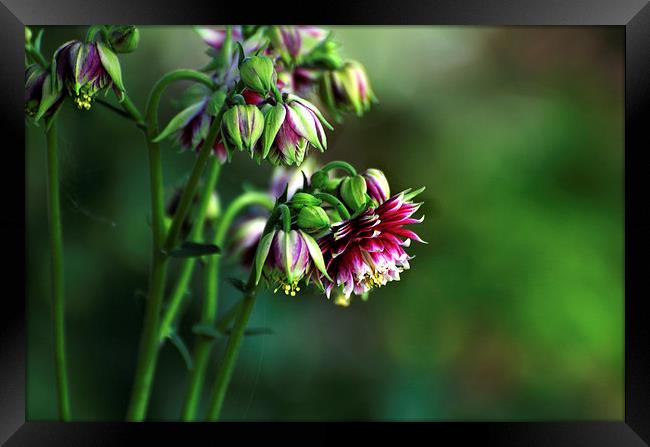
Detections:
26,26,623,420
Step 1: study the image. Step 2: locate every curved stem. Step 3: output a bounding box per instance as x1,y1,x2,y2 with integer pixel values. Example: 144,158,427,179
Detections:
120,93,146,128
45,121,71,421
127,70,215,421
182,191,274,421
158,157,222,343
314,192,351,220
320,160,357,176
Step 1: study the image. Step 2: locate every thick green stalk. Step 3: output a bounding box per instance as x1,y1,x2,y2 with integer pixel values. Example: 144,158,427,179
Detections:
45,121,71,421
159,157,222,343
126,69,216,421
204,274,259,421
182,192,274,421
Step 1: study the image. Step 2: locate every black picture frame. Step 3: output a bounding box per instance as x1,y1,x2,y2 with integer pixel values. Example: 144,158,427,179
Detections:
2,1,648,444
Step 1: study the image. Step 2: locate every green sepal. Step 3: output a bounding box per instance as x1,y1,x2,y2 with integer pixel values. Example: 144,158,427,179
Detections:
261,104,286,159
254,230,276,285
97,42,125,100
299,230,331,281
153,101,205,143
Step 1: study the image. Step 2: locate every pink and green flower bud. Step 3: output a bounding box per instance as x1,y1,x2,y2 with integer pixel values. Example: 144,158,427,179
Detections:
340,175,368,212
321,60,376,118
25,64,64,122
53,40,126,110
261,95,332,167
221,104,264,153
297,205,330,234
107,25,140,54
239,55,275,94
363,168,390,204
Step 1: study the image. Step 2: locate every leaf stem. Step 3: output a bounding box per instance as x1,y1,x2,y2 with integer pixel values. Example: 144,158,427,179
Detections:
182,191,274,421
45,120,71,421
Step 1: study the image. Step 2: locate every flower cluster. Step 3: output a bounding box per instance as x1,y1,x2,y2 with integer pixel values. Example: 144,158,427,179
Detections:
165,26,376,167
244,161,425,306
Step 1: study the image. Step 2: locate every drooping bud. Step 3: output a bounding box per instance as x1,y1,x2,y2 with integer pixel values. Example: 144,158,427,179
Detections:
363,168,390,204
340,175,368,212
221,104,264,153
108,25,140,53
239,55,274,94
25,27,32,45
288,192,321,210
297,205,330,233
321,60,376,119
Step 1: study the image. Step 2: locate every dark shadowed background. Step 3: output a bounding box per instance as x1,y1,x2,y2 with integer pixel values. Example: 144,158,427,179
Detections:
26,26,623,420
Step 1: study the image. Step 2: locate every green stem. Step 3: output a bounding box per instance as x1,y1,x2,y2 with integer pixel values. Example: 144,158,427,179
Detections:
45,121,71,421
204,273,259,421
204,212,276,421
158,157,222,343
163,117,222,255
127,69,216,421
120,93,146,129
182,191,274,421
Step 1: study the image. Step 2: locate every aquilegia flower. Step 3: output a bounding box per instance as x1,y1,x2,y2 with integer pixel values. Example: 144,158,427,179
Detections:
261,95,332,166
315,188,425,299
53,40,125,110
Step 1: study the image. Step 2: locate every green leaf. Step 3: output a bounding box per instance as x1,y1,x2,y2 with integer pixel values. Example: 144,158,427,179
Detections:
254,230,275,285
97,42,125,98
152,101,205,143
223,327,274,337
168,332,193,370
192,323,222,340
170,241,221,258
227,277,248,293
299,230,331,281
